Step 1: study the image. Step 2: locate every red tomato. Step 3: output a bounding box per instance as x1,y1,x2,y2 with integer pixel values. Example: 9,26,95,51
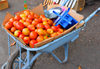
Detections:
15,22,24,30
13,21,18,25
44,24,50,29
30,12,34,16
5,22,13,29
28,25,35,31
38,18,42,23
56,25,61,28
26,18,32,23
23,22,30,27
19,34,25,39
23,37,30,44
24,10,30,16
29,31,38,39
42,18,48,22
48,20,53,25
34,14,39,18
36,36,44,42
36,23,44,29
29,40,38,48
51,26,58,32
11,27,16,33
9,18,15,23
34,18,39,23
28,14,34,20
14,15,21,21
40,15,45,18
32,20,38,26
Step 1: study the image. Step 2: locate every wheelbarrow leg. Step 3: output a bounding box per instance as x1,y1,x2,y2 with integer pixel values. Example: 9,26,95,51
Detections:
63,43,69,63
8,35,11,56
22,50,31,69
51,43,69,63
27,50,30,69
19,46,22,69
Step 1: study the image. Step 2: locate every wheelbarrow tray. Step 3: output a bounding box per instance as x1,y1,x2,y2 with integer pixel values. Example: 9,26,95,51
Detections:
2,12,79,49
2,4,84,48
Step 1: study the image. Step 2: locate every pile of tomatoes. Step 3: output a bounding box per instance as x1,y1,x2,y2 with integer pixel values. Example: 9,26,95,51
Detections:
4,10,64,48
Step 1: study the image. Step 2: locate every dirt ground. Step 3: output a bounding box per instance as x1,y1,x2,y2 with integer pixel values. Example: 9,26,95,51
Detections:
0,0,100,69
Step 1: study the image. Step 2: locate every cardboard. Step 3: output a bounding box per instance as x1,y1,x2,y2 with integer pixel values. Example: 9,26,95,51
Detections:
47,5,84,22
3,12,14,26
0,0,8,10
2,4,84,48
32,3,44,15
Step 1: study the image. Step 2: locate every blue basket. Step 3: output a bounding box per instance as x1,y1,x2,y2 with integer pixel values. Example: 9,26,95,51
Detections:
53,8,78,29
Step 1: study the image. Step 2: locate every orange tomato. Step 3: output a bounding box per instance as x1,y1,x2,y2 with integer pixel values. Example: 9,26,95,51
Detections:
37,29,44,35
11,27,16,33
24,10,30,16
51,33,58,37
32,20,38,26
22,28,30,35
47,29,53,34
14,30,22,37
36,36,44,42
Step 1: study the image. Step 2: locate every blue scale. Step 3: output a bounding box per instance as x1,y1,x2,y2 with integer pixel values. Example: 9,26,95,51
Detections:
53,8,78,29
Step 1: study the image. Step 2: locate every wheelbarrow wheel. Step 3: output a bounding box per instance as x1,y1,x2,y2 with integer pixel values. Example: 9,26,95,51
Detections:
7,48,36,69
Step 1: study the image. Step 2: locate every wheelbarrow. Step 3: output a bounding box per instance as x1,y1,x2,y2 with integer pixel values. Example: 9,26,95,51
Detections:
1,7,100,69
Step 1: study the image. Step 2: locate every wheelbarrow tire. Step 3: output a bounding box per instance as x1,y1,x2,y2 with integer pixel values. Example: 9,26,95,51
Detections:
7,48,36,69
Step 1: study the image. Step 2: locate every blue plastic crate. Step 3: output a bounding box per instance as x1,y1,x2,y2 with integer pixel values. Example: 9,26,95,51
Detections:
53,8,78,29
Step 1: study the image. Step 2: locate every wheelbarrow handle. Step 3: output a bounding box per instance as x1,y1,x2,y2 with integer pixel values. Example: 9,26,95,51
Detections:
81,7,100,27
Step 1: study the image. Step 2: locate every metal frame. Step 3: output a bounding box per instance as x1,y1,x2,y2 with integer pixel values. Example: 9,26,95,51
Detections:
1,5,100,69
